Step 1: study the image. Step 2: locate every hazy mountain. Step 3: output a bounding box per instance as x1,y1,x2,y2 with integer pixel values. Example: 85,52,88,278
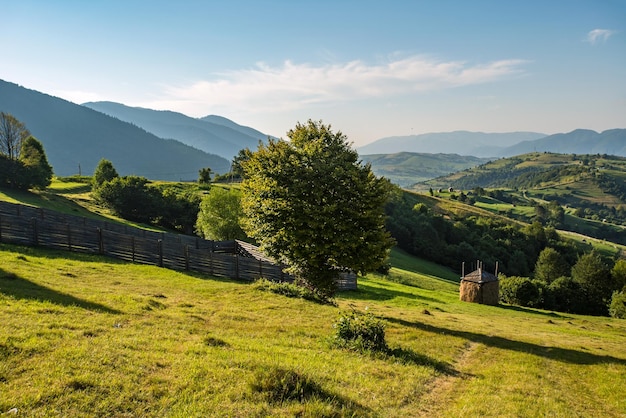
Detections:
83,102,269,160
499,129,626,157
361,152,490,187
357,131,546,157
0,80,229,180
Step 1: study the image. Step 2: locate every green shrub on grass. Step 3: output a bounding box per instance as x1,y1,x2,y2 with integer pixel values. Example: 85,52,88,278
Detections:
252,278,336,305
499,276,543,308
249,366,323,404
609,291,626,319
332,309,388,352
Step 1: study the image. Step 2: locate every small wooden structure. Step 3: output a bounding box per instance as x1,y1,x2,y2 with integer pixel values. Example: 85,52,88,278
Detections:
459,261,499,305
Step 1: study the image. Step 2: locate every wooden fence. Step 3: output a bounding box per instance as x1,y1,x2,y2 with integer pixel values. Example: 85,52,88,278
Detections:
0,201,357,290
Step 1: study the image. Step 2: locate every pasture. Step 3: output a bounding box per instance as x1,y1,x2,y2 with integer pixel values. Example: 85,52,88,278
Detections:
1,243,625,417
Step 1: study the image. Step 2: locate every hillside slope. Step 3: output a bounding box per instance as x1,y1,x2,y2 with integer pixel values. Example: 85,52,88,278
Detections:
361,152,490,187
0,80,229,179
1,242,624,417
83,101,268,160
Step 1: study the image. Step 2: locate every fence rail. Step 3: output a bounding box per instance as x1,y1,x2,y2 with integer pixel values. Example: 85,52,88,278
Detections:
0,201,356,290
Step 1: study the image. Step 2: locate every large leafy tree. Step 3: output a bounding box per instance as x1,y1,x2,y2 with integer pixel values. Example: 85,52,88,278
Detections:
534,247,570,283
241,120,395,296
196,187,246,240
0,112,30,160
571,251,613,315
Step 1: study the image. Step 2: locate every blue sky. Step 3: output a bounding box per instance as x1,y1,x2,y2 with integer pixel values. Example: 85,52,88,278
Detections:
2,0,625,146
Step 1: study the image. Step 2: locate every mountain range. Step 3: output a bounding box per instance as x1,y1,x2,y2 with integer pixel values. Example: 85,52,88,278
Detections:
2,79,625,183
357,131,547,157
0,80,235,180
82,101,268,160
358,129,626,158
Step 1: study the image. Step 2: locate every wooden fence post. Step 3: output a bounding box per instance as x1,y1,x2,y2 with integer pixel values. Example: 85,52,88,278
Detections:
131,237,136,263
158,239,163,267
259,259,263,279
235,254,240,280
0,215,3,243
67,223,72,251
184,245,190,270
97,228,104,254
31,218,39,246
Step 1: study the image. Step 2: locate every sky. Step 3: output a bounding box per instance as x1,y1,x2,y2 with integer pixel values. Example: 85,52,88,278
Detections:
2,0,625,146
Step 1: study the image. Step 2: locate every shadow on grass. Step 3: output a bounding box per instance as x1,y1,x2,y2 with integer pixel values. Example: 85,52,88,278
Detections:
338,281,444,304
384,316,626,366
498,304,572,319
250,365,371,416
0,268,121,314
387,346,461,376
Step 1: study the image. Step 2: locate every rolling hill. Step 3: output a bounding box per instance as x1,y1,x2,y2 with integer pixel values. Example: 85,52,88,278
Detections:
361,152,490,187
82,101,269,160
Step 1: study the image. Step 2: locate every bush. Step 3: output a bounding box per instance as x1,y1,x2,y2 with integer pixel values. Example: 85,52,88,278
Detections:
546,276,586,314
252,279,336,305
499,276,542,308
248,366,323,404
609,291,626,319
332,309,387,352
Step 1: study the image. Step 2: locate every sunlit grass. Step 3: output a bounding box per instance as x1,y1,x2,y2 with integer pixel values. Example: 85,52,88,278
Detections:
1,242,625,416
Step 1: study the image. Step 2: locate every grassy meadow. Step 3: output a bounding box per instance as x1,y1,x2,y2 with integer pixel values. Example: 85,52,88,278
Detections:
1,243,625,417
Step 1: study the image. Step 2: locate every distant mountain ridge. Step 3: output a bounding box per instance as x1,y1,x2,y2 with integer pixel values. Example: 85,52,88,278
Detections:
358,131,547,157
500,129,626,156
82,101,269,160
358,129,626,158
0,80,230,180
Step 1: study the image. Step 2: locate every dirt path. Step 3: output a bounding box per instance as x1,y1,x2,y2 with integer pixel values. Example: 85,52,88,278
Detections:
416,341,479,417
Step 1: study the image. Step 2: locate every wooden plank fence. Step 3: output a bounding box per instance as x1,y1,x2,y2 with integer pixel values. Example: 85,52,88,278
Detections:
0,201,357,290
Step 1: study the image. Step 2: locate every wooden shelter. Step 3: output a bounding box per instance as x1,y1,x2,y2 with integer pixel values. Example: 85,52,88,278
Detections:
459,262,499,305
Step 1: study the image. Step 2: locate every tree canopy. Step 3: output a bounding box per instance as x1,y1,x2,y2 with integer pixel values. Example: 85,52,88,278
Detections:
0,113,53,190
0,112,30,160
196,187,246,240
241,120,394,296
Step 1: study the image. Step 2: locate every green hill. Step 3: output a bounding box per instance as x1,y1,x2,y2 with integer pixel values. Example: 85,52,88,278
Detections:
0,80,230,180
361,152,489,187
83,101,268,160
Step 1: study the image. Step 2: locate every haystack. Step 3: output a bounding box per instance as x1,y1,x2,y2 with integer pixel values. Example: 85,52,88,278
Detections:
459,264,499,305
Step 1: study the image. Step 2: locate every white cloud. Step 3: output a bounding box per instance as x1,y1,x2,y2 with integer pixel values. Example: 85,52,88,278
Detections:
586,29,617,45
139,56,528,116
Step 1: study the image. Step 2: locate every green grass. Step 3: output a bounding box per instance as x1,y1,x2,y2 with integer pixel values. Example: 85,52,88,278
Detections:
1,242,625,417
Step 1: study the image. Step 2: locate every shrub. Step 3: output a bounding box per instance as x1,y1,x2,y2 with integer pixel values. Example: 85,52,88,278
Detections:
332,309,387,352
609,291,626,319
252,278,336,305
248,366,323,404
499,276,542,308
546,276,586,314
